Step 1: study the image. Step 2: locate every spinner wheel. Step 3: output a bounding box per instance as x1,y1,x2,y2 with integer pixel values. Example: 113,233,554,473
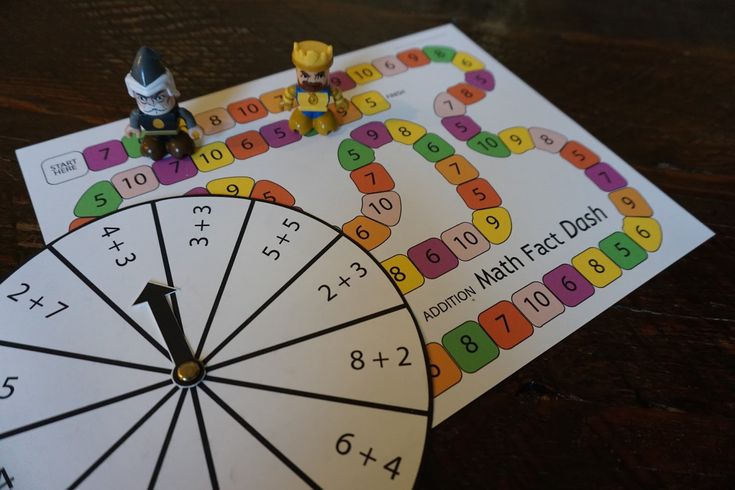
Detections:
0,196,431,489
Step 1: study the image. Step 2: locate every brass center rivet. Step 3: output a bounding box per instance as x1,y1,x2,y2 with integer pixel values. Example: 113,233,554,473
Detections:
176,361,202,383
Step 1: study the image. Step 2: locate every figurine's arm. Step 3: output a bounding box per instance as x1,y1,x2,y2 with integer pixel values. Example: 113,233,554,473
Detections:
281,85,297,110
331,86,348,111
178,107,203,140
125,109,142,137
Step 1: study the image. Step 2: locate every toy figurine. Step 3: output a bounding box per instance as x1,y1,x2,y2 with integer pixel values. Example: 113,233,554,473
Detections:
124,47,202,161
281,41,348,136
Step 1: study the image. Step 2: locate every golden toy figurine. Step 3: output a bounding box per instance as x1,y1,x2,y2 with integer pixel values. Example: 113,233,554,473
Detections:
281,41,348,135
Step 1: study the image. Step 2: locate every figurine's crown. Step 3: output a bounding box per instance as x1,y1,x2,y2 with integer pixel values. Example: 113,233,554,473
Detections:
292,41,333,72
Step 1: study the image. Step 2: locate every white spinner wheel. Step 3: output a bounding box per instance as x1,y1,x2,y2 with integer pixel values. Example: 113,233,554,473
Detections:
0,196,431,489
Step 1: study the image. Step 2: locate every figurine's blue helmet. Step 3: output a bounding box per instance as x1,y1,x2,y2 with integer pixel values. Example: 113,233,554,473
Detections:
124,46,179,98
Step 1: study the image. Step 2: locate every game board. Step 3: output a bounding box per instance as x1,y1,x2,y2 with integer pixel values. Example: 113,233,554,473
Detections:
14,24,713,425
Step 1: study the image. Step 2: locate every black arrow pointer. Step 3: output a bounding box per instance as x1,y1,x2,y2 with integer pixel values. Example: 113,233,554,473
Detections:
134,282,194,366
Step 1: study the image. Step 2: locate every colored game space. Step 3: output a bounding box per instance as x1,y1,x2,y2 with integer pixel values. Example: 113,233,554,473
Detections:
442,321,499,373
407,238,459,279
542,264,595,307
478,301,533,349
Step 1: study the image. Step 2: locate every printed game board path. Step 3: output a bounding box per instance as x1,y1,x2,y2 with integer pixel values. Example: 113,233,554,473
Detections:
15,30,676,420
61,44,498,231
85,42,665,404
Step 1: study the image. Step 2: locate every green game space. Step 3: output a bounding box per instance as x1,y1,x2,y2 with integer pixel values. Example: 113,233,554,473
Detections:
468,132,511,158
414,133,455,162
442,320,499,373
338,139,375,170
599,232,648,270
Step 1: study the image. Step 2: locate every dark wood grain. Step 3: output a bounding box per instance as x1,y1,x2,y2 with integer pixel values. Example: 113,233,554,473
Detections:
1,1,733,487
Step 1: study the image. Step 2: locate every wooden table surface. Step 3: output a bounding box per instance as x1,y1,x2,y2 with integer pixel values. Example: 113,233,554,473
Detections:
2,1,733,488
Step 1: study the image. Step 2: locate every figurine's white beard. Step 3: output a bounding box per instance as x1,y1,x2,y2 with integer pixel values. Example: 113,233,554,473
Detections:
138,98,176,115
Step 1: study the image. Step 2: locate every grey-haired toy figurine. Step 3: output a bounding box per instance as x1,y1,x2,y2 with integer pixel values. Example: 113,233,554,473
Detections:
124,47,203,161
